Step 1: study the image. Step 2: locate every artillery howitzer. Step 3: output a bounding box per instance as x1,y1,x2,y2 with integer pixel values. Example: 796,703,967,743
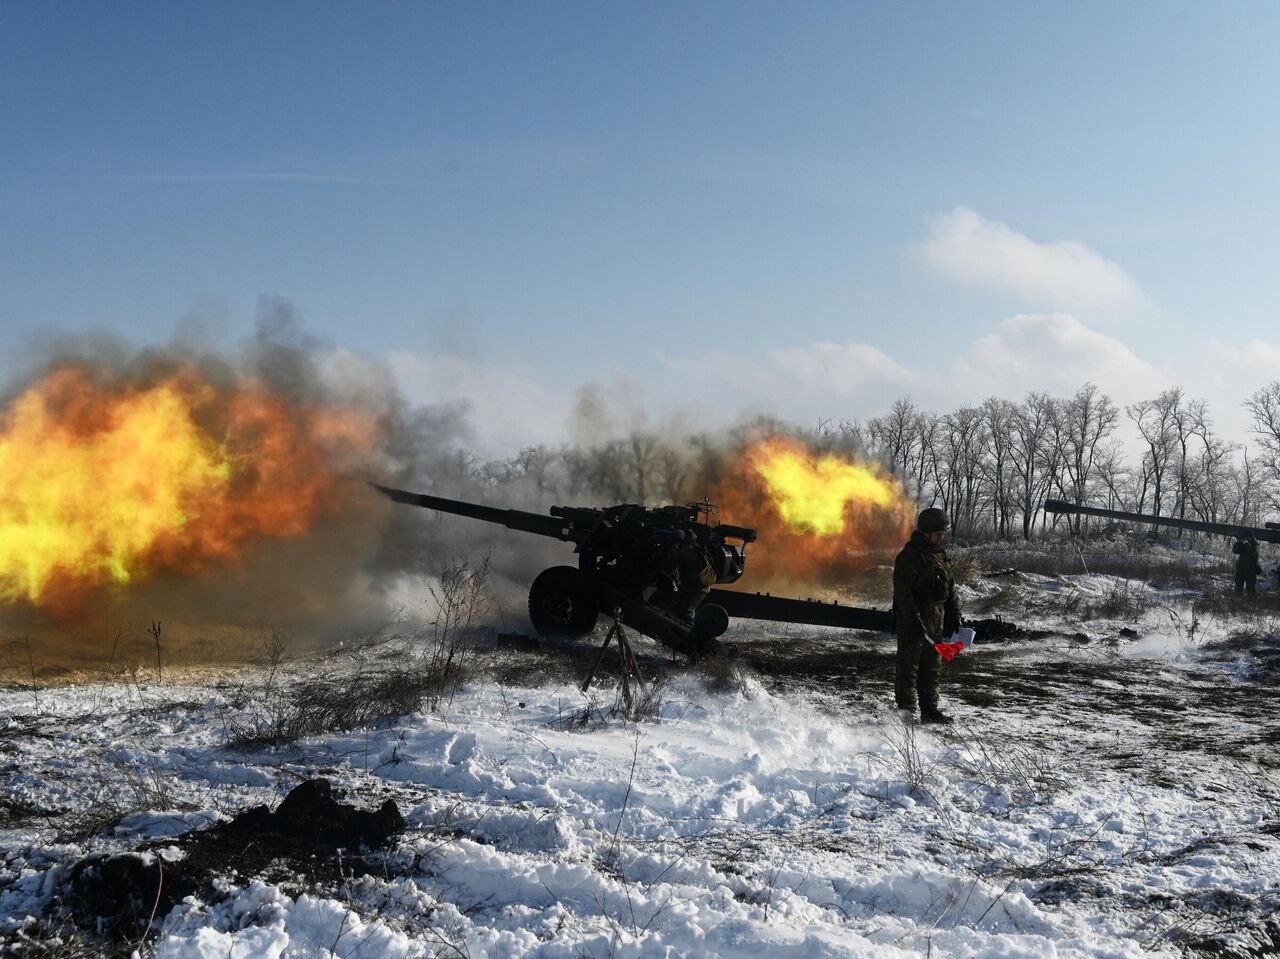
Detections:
371,483,895,658
1044,499,1280,544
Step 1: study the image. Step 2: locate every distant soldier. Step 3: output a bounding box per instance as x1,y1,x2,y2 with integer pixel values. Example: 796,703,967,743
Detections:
893,507,961,724
1232,533,1262,596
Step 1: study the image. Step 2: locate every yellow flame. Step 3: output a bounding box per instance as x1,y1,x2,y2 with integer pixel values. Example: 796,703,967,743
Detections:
751,441,897,536
0,371,232,602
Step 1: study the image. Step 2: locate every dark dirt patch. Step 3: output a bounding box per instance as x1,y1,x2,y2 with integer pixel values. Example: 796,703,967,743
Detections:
0,795,46,825
736,630,1280,774
59,778,405,952
1173,911,1280,959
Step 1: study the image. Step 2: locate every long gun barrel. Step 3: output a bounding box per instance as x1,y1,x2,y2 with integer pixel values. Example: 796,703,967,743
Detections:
1044,498,1280,544
370,483,574,540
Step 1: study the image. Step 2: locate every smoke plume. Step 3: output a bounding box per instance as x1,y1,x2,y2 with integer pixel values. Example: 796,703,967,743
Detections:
2,305,914,668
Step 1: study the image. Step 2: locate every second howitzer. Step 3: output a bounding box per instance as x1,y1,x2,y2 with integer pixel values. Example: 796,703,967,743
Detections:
1044,499,1280,544
372,483,895,657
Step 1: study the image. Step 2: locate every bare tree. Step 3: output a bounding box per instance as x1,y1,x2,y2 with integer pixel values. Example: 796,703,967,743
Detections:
1040,396,1072,533
1127,388,1181,518
1182,402,1239,524
626,431,659,503
979,397,1018,539
936,406,987,537
1245,381,1280,512
1063,383,1119,532
867,397,920,480
590,441,628,500
1232,447,1263,525
656,442,687,504
910,410,941,503
512,445,554,498
1092,439,1129,510
1009,392,1055,539
837,418,865,449
1169,390,1203,524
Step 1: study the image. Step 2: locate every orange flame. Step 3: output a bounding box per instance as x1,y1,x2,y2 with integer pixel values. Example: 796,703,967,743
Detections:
0,365,375,612
710,436,913,590
750,440,900,536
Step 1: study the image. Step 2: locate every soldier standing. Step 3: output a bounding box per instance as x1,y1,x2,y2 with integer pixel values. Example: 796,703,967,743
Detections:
893,507,961,724
1233,533,1261,596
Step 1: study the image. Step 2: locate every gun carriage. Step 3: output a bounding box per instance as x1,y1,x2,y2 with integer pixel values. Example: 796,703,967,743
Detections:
372,483,895,658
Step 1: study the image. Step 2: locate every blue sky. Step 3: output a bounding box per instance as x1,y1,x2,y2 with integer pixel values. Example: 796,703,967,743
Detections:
3,2,1278,451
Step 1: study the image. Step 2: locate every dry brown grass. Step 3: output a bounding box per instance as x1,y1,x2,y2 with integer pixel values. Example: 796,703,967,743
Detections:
694,652,751,696
226,556,493,749
1084,580,1157,621
973,540,1233,590
226,666,446,749
949,551,983,587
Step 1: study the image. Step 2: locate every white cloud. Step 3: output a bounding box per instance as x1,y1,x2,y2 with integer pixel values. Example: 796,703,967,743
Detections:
771,341,911,396
952,313,1162,404
1201,339,1280,386
657,339,912,428
385,327,1280,460
949,321,1280,451
1180,339,1280,442
922,207,1142,311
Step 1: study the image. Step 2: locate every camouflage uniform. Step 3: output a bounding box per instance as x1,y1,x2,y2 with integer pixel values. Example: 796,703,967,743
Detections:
1233,535,1261,596
893,529,960,714
651,539,715,622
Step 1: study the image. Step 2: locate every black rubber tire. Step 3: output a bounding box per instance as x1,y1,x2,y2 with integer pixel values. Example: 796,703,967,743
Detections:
693,602,730,639
528,566,600,640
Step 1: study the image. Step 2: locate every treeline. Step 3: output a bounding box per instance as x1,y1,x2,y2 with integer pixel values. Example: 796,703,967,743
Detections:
849,381,1280,540
395,381,1280,545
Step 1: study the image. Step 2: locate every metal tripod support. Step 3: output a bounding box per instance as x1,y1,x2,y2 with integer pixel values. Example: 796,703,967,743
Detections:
580,607,648,710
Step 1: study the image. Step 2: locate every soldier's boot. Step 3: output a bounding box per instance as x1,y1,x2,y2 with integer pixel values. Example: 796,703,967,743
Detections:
920,708,953,725
893,697,918,724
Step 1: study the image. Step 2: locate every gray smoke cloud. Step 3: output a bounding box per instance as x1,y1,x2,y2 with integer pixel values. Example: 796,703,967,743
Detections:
1,299,892,669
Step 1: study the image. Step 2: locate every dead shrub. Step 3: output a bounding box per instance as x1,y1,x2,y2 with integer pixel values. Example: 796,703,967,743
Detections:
227,666,439,750
2,917,104,958
949,551,982,587
546,672,671,730
1085,580,1155,621
227,557,493,749
966,583,1019,615
941,726,1072,801
1194,590,1280,621
622,673,670,723
974,542,1231,591
0,795,44,826
871,716,941,802
420,553,491,711
57,753,197,841
694,652,750,696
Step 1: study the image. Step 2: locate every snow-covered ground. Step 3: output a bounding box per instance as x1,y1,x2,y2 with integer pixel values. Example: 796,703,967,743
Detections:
3,569,1279,958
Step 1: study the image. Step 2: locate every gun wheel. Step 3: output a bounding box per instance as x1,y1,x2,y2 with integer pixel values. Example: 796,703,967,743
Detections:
528,565,599,640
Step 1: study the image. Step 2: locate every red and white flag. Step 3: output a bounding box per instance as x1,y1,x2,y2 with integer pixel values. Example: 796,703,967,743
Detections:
932,626,976,662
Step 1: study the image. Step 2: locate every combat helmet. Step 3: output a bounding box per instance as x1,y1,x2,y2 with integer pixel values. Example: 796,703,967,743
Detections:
916,507,950,534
